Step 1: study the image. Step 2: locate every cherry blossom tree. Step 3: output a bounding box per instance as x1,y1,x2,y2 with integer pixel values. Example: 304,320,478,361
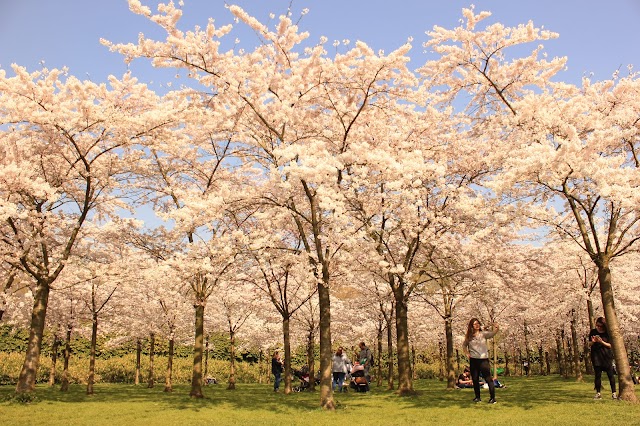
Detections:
104,1,420,408
0,65,170,393
239,221,318,394
421,7,640,401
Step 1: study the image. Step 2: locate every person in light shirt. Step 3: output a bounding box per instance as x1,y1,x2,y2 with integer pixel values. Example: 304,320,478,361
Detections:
462,318,499,404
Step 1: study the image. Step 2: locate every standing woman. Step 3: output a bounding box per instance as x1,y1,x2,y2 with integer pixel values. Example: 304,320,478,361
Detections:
463,318,499,404
588,316,617,399
332,347,350,392
271,351,284,392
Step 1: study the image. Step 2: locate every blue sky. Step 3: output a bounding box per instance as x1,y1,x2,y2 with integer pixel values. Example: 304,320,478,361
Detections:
2,0,639,88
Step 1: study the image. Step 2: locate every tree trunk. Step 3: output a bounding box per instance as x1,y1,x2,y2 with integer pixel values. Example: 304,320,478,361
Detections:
60,325,72,392
570,310,583,382
393,288,414,395
523,320,530,374
190,303,205,398
492,336,498,379
517,347,522,376
204,334,209,380
444,317,456,389
597,263,637,402
583,337,593,375
135,338,142,385
86,314,98,395
317,280,334,409
49,335,59,386
282,316,292,394
556,334,564,377
227,330,236,390
164,337,174,392
504,346,510,377
376,321,383,387
411,345,417,380
148,332,155,388
586,298,596,330
565,335,572,378
386,314,394,390
538,345,545,376
16,280,50,393
306,328,316,392
545,351,551,376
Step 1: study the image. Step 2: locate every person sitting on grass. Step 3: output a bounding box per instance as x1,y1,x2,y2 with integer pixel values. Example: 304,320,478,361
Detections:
457,367,473,388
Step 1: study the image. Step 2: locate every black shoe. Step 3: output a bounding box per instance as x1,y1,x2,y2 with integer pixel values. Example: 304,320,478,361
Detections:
473,397,481,403
488,398,497,404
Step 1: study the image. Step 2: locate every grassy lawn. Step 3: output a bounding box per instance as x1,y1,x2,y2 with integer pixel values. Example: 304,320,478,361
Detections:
1,376,639,426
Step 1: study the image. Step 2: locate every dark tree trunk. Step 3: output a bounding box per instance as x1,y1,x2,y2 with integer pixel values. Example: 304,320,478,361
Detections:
570,310,583,382
306,329,316,392
545,351,551,376
60,325,72,392
317,280,334,409
164,337,174,392
586,298,596,330
386,315,394,390
16,280,50,393
190,303,205,398
282,316,292,394
135,338,142,385
504,347,510,377
565,336,572,378
86,314,98,395
49,335,60,386
376,321,383,387
393,281,414,395
538,345,545,376
147,332,155,388
583,337,593,375
204,334,209,380
444,317,456,389
556,334,564,377
227,330,236,390
597,263,637,402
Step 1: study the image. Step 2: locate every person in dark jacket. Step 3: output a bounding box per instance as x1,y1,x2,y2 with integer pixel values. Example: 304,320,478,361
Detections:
589,317,617,399
271,351,284,392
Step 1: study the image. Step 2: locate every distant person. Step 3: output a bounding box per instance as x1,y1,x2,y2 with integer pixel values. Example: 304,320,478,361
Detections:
589,317,617,399
523,359,530,376
463,317,499,404
358,341,373,381
332,347,350,392
271,351,284,392
457,367,473,388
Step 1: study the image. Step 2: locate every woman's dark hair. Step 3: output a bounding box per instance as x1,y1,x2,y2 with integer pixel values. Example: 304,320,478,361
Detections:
596,316,606,326
464,317,481,346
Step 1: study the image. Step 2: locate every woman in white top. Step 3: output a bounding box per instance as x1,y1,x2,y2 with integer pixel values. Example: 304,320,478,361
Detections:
462,317,499,404
332,347,350,392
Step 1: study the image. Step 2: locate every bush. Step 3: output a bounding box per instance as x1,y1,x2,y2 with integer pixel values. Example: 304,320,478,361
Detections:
0,352,270,386
413,362,440,379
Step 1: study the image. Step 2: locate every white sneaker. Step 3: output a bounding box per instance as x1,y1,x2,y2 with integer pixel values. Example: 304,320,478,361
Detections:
594,392,601,399
612,392,617,399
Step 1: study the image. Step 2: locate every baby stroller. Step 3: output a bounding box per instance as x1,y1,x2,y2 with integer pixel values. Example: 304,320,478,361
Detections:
292,366,319,392
349,365,369,392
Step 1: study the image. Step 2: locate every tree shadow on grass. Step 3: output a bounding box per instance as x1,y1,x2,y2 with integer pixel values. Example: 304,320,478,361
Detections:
0,382,328,413
0,376,627,415
383,375,619,411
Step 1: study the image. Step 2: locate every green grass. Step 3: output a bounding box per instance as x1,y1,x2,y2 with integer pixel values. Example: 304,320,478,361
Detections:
1,376,639,426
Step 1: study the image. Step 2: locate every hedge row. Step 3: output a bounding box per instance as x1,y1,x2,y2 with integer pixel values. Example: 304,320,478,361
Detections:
0,352,274,386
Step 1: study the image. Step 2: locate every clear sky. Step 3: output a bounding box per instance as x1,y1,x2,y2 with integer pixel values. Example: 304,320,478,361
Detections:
2,0,639,89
